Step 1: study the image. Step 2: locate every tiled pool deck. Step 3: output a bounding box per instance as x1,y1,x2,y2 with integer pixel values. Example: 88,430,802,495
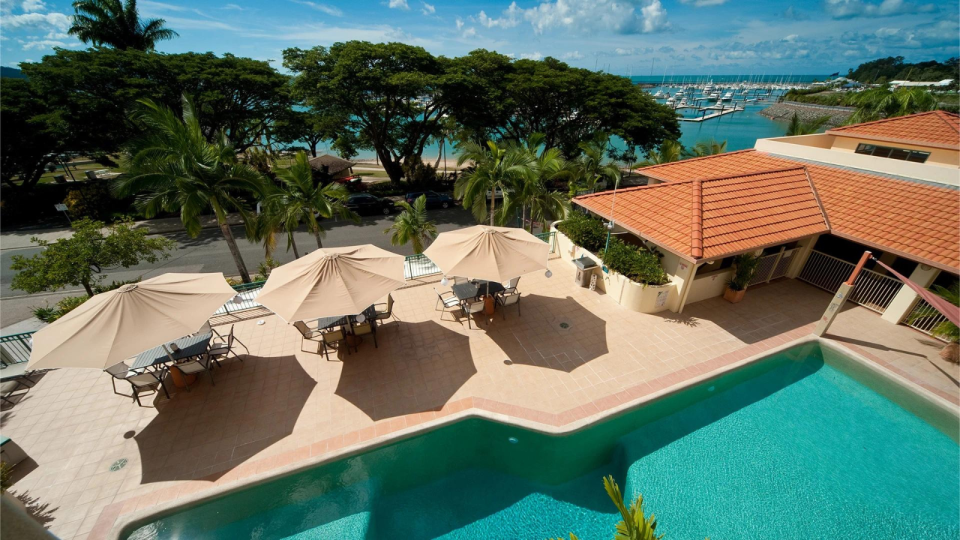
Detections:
2,262,957,540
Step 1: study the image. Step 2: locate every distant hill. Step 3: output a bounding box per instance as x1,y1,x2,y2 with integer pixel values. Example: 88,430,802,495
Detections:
1,67,26,79
847,56,958,84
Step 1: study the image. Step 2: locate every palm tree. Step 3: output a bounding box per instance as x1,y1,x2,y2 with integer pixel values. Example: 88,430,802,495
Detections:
507,134,569,232
456,140,534,225
567,133,621,197
384,195,437,253
786,113,831,136
907,282,959,363
634,140,684,167
551,476,662,540
69,0,178,50
255,152,357,258
846,86,938,124
682,139,728,159
116,96,265,283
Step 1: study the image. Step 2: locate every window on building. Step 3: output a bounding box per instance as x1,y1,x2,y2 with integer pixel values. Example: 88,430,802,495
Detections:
855,143,930,163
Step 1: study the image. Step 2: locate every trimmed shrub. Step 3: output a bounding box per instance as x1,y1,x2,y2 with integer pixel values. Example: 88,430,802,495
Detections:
602,237,669,286
558,212,607,253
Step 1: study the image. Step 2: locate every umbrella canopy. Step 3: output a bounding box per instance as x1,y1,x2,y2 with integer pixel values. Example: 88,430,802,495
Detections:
423,225,550,283
28,273,237,371
256,245,405,323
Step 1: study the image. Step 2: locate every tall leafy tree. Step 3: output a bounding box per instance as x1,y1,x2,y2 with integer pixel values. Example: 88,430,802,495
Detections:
255,151,357,257
456,141,534,225
634,140,684,167
682,139,728,159
785,113,831,136
507,134,569,232
567,133,621,196
116,97,266,282
69,0,178,50
10,218,173,296
284,41,449,183
846,86,939,123
447,51,681,160
0,79,63,192
384,195,437,254
20,49,290,158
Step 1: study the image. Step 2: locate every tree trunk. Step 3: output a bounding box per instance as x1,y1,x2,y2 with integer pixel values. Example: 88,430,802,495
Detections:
434,137,443,169
313,227,323,249
220,220,252,283
81,279,94,297
489,192,496,226
290,235,300,259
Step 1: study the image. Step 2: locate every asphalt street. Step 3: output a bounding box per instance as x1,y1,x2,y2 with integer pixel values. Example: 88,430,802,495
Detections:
0,207,478,328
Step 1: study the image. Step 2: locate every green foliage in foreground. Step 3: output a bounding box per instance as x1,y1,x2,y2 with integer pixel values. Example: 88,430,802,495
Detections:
558,213,667,286
10,218,173,296
728,253,760,291
69,0,179,51
551,475,663,540
847,56,959,85
385,195,437,254
786,113,831,136
907,282,960,344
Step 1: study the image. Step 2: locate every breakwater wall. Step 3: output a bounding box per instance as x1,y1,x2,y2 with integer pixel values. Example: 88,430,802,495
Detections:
759,101,854,127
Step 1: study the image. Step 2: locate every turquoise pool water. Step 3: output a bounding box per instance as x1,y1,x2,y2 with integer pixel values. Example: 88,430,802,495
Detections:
125,343,959,539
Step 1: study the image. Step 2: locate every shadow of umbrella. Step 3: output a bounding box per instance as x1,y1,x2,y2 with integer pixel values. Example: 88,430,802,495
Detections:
133,355,316,483
335,321,476,421
485,295,608,372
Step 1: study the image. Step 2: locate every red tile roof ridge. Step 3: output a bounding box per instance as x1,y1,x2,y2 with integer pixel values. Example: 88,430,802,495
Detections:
827,110,959,134
573,179,694,200
825,110,960,149
634,148,759,173
803,166,831,231
687,165,808,184
690,180,703,259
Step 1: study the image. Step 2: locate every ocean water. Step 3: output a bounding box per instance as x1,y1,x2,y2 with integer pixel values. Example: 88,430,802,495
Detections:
125,343,959,540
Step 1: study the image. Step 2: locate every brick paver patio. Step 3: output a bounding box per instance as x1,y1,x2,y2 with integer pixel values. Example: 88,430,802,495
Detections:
2,261,956,540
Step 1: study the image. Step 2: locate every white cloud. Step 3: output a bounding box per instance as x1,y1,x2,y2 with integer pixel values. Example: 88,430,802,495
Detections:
477,2,521,29
561,50,584,59
22,39,65,50
44,31,70,39
291,0,343,16
222,3,246,9
824,0,937,19
388,0,409,10
1,0,15,14
21,0,45,12
783,34,799,42
520,52,543,60
455,17,464,30
461,27,477,38
521,0,669,35
614,47,635,55
3,12,70,31
678,0,726,5
420,1,434,15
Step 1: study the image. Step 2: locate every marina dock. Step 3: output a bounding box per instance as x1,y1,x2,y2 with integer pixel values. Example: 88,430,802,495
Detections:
677,107,743,122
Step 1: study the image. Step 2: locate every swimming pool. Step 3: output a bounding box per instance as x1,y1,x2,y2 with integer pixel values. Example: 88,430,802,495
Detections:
123,342,959,539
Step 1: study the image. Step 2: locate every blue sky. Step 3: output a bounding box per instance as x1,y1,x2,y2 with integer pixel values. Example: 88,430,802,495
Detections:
2,0,958,75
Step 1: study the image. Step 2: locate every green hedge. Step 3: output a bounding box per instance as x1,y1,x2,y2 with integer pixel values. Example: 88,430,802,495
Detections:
559,213,668,286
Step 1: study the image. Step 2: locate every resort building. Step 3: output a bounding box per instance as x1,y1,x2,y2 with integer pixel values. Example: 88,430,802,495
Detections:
570,111,960,336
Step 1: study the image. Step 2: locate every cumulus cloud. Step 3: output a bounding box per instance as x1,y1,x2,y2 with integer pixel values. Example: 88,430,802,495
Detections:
477,1,521,28
388,0,409,10
21,0,44,12
824,0,937,19
477,0,669,36
292,0,343,16
561,50,584,59
520,52,543,60
4,12,70,30
420,1,434,15
455,17,464,30
461,27,477,38
22,38,65,50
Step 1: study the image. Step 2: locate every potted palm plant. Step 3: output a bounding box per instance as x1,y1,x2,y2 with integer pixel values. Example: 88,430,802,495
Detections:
724,253,760,304
907,283,959,363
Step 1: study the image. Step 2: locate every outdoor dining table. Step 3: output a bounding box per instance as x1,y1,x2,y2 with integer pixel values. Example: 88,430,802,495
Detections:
452,280,506,316
131,333,212,387
313,305,377,348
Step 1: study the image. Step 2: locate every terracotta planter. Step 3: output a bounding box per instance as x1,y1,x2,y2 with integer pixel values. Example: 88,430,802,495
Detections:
723,286,746,304
939,342,959,364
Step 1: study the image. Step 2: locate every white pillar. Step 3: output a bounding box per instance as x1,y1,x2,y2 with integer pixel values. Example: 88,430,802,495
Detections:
880,264,941,324
672,260,699,313
786,234,819,279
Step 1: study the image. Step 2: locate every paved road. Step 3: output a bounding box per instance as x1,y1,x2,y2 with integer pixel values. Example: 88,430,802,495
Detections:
0,207,478,328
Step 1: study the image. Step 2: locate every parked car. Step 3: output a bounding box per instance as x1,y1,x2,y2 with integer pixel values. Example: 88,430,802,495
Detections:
405,191,456,209
345,193,396,215
485,188,514,200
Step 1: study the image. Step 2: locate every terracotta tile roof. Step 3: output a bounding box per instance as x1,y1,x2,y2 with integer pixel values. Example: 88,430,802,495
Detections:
631,150,960,271
826,111,960,150
575,167,830,261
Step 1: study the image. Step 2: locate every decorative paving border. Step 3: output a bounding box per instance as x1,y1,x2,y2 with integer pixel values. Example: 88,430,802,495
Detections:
92,322,957,540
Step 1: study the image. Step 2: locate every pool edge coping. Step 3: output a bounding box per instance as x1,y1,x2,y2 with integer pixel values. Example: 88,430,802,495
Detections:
100,333,959,540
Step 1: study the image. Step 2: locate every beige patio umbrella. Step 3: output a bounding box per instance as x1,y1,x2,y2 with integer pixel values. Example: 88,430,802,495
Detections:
255,245,405,323
424,225,551,284
27,273,237,371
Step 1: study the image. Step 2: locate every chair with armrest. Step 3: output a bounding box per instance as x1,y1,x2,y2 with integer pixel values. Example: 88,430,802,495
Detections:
435,287,461,321
462,299,485,329
105,361,169,406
